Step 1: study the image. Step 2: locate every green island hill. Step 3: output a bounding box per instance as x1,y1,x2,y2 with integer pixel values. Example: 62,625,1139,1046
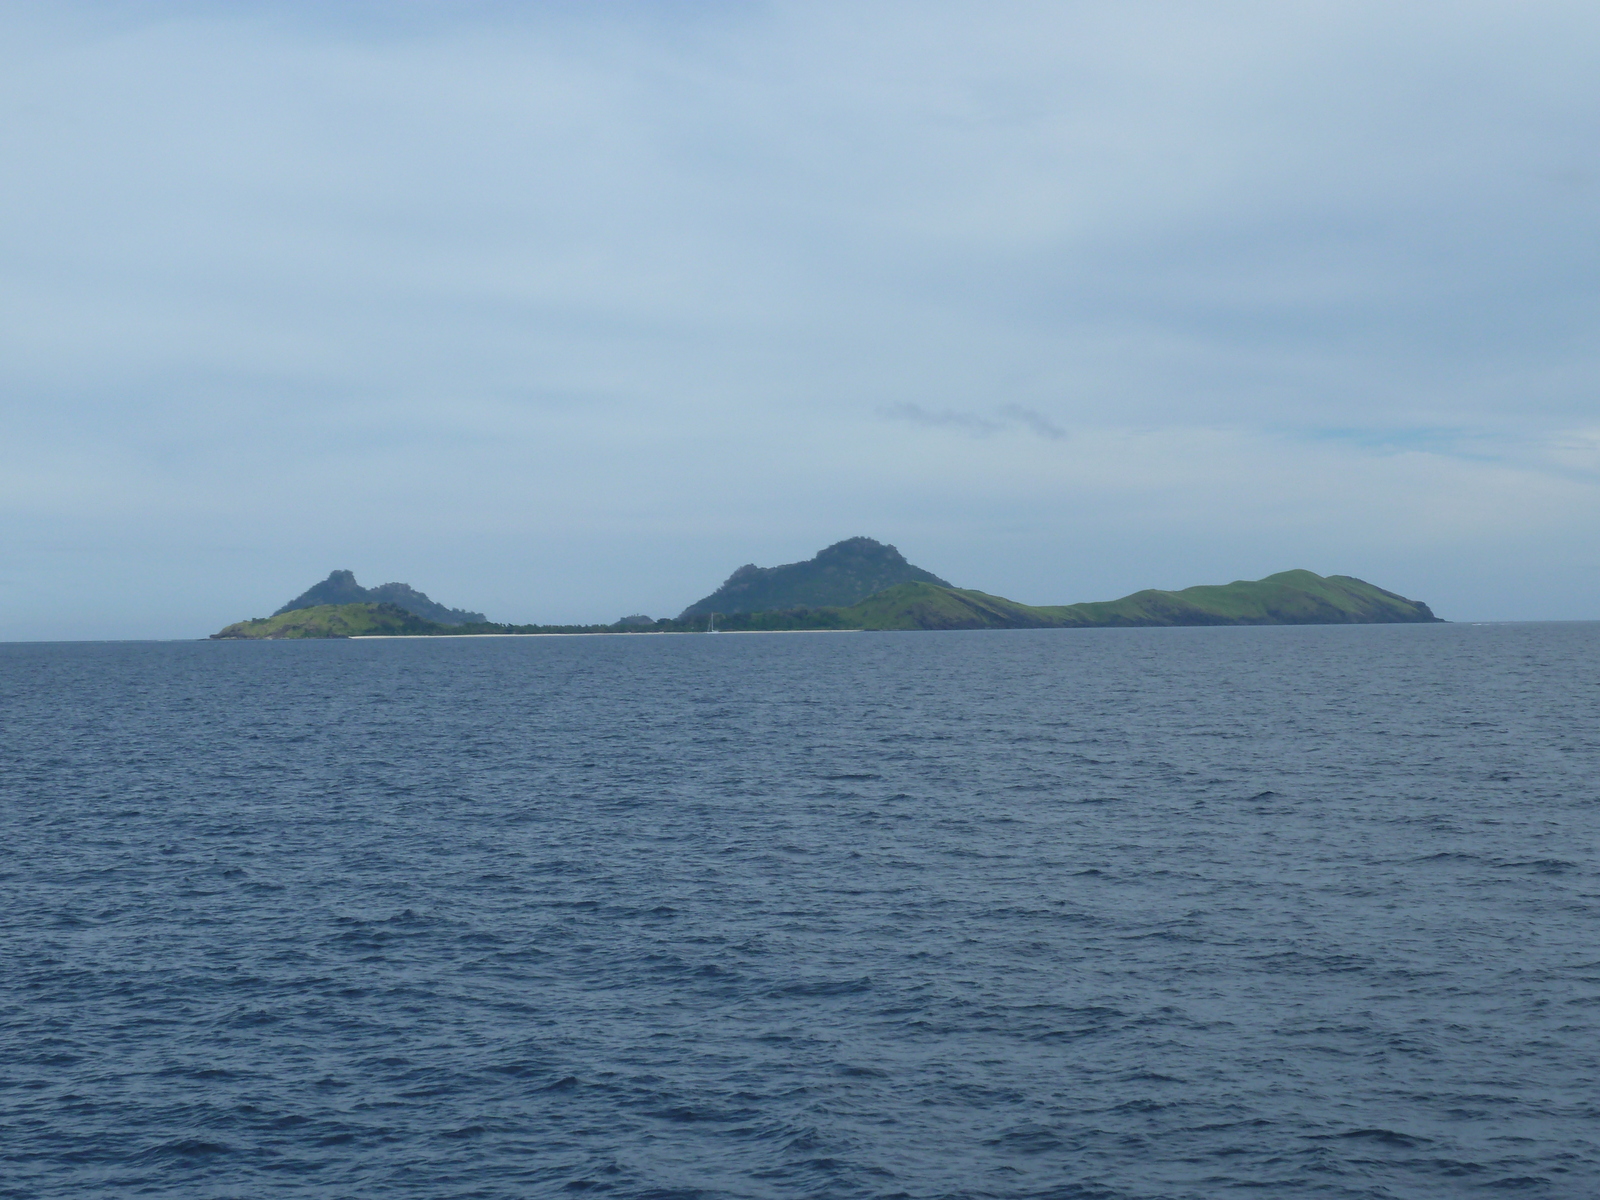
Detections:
210,566,1440,639
679,537,952,616
211,602,453,639
274,569,485,624
829,570,1440,630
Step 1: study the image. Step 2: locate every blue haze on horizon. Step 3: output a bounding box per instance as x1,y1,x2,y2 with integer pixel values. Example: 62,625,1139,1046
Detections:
2,0,1598,638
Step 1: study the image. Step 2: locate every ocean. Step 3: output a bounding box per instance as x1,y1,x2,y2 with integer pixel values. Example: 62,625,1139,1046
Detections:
3,622,1598,1198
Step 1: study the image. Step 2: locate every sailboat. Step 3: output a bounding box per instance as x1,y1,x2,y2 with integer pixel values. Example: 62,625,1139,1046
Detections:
707,613,720,633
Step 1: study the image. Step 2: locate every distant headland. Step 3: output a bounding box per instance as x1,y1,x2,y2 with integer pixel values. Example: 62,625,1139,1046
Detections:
678,536,952,617
273,569,486,625
208,539,1442,639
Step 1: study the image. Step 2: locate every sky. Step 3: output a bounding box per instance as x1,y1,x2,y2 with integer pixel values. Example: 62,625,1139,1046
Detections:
3,0,1598,638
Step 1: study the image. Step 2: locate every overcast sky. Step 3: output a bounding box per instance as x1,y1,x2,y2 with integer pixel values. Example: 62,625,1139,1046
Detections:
3,0,1598,638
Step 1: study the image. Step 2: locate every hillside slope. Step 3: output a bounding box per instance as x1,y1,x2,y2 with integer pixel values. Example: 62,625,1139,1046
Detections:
679,537,951,617
211,567,1440,638
274,570,486,625
834,571,1440,630
212,603,449,639
1040,570,1440,626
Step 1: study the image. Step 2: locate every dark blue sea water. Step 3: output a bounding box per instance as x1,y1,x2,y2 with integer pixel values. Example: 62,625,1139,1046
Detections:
4,623,1600,1199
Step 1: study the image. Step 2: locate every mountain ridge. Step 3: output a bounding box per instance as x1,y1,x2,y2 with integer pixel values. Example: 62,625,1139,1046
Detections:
211,539,1444,638
214,602,449,639
274,570,486,625
829,571,1440,630
679,537,951,617
212,568,1440,638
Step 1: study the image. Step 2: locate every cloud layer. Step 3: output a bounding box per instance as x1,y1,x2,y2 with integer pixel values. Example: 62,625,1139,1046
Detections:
3,1,1598,636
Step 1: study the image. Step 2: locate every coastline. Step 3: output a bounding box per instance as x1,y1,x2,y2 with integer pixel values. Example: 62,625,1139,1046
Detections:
348,628,868,639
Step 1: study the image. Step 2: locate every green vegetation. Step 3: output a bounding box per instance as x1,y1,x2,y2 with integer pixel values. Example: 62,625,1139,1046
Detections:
1039,569,1441,627
212,602,451,639
831,570,1440,630
211,604,674,639
211,565,1441,639
837,583,1047,630
275,570,486,625
679,536,951,617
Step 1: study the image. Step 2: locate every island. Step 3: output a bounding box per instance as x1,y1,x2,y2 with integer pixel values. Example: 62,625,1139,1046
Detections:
209,542,1442,638
679,536,952,616
273,569,486,624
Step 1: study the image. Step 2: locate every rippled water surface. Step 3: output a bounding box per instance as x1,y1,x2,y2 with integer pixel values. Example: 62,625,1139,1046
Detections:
4,623,1600,1199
